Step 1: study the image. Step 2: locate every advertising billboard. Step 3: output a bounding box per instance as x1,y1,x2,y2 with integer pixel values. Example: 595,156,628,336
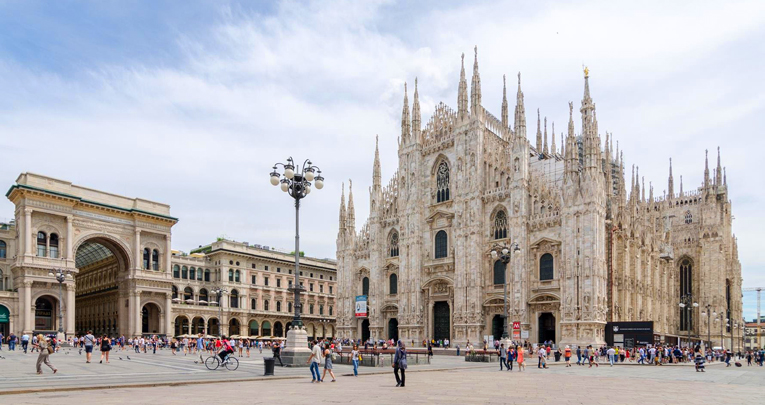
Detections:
355,295,368,317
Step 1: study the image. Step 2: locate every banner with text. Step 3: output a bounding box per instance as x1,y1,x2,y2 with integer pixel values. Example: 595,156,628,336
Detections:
355,295,368,317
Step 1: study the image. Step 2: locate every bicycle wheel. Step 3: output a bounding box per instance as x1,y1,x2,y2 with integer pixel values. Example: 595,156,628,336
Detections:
225,357,239,371
205,356,220,370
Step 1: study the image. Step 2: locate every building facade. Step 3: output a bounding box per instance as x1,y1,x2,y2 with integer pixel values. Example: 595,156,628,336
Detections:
335,49,743,349
0,172,336,339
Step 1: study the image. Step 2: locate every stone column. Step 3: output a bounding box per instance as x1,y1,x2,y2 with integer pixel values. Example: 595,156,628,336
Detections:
134,229,141,271
21,281,32,333
165,235,172,273
134,291,143,336
164,292,172,336
24,208,32,256
66,215,74,262
66,283,76,336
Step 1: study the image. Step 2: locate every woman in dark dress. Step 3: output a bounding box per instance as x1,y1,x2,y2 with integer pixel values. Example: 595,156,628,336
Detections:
99,335,112,364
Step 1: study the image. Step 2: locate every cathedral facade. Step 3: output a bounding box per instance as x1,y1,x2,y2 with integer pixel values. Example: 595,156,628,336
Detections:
335,49,743,349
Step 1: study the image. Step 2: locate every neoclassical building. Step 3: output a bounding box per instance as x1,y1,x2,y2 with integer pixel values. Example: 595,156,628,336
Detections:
335,49,743,349
0,173,336,339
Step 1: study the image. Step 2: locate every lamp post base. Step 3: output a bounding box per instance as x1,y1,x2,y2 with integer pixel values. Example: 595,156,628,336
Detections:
280,326,312,367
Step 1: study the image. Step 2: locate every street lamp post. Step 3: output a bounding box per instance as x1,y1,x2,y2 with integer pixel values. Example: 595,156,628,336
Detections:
270,157,324,367
490,242,520,345
211,286,227,337
678,294,698,348
48,268,73,342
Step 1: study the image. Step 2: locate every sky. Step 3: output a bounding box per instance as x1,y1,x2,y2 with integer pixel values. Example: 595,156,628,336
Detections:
0,0,763,319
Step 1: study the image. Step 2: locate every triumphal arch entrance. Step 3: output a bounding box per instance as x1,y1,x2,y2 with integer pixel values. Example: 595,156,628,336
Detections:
7,173,177,338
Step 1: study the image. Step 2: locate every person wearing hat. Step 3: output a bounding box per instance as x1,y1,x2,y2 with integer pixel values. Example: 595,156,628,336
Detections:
34,334,57,375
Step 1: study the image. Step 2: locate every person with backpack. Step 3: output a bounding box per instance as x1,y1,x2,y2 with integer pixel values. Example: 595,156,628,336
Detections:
393,340,407,387
218,336,234,362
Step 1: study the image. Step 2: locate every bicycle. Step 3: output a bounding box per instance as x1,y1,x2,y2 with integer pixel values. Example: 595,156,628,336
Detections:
205,353,239,371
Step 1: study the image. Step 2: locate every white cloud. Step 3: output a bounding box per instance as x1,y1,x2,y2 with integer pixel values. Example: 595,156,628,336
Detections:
1,0,764,315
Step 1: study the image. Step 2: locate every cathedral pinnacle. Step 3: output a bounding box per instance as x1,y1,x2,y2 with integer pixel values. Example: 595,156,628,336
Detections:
543,117,549,155
401,82,411,142
470,46,482,117
501,74,509,128
373,135,381,190
704,149,710,189
513,72,526,139
347,179,355,232
716,147,723,187
458,53,468,121
536,109,542,153
551,122,556,155
412,77,421,142
339,182,346,230
668,157,674,199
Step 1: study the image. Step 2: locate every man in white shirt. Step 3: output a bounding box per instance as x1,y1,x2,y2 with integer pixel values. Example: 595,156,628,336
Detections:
307,340,324,382
538,346,548,369
607,347,616,366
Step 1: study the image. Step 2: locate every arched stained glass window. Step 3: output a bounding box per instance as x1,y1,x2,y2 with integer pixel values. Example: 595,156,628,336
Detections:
389,273,398,294
679,259,693,331
539,253,554,281
493,260,506,285
362,277,370,296
389,231,399,257
434,230,448,259
436,161,450,203
492,210,508,239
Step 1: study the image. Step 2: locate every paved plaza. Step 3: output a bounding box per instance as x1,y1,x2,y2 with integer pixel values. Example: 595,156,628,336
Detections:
0,348,763,404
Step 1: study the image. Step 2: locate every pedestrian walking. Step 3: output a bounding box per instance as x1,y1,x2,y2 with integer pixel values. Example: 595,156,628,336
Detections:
307,340,323,382
694,346,706,372
607,346,616,366
506,346,514,370
588,345,599,368
83,330,95,363
351,345,360,376
393,341,407,387
498,343,507,371
321,343,336,382
99,335,112,363
564,345,572,367
516,346,525,372
34,334,57,375
273,342,284,367
21,333,30,354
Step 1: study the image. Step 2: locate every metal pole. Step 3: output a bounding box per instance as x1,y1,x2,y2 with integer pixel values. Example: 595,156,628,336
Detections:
293,198,302,327
707,308,711,351
58,278,64,335
502,257,508,340
219,292,222,337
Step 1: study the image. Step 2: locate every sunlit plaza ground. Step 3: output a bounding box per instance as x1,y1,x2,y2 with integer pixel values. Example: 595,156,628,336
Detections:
0,347,763,404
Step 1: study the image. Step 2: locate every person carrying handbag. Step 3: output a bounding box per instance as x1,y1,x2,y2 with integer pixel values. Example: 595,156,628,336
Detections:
34,334,57,375
393,340,407,387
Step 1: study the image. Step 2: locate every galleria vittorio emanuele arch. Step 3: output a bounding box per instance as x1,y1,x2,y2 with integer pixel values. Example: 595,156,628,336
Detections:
0,173,337,340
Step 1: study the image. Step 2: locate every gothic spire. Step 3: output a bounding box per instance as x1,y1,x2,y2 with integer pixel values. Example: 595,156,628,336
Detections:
412,78,421,142
551,122,557,155
347,179,355,232
373,135,381,190
470,46,482,116
501,74,509,128
641,176,645,202
716,147,723,187
536,109,542,152
668,158,674,199
339,182,346,230
458,53,468,121
513,72,526,140
401,82,410,142
543,117,549,155
704,149,710,189
680,175,684,196
724,167,727,186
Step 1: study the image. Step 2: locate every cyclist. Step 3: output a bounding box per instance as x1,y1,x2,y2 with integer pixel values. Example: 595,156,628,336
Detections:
218,336,234,363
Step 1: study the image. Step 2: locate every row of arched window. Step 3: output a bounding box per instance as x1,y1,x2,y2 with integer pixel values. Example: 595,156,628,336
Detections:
173,265,212,281
360,274,398,296
170,285,333,315
492,253,554,285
